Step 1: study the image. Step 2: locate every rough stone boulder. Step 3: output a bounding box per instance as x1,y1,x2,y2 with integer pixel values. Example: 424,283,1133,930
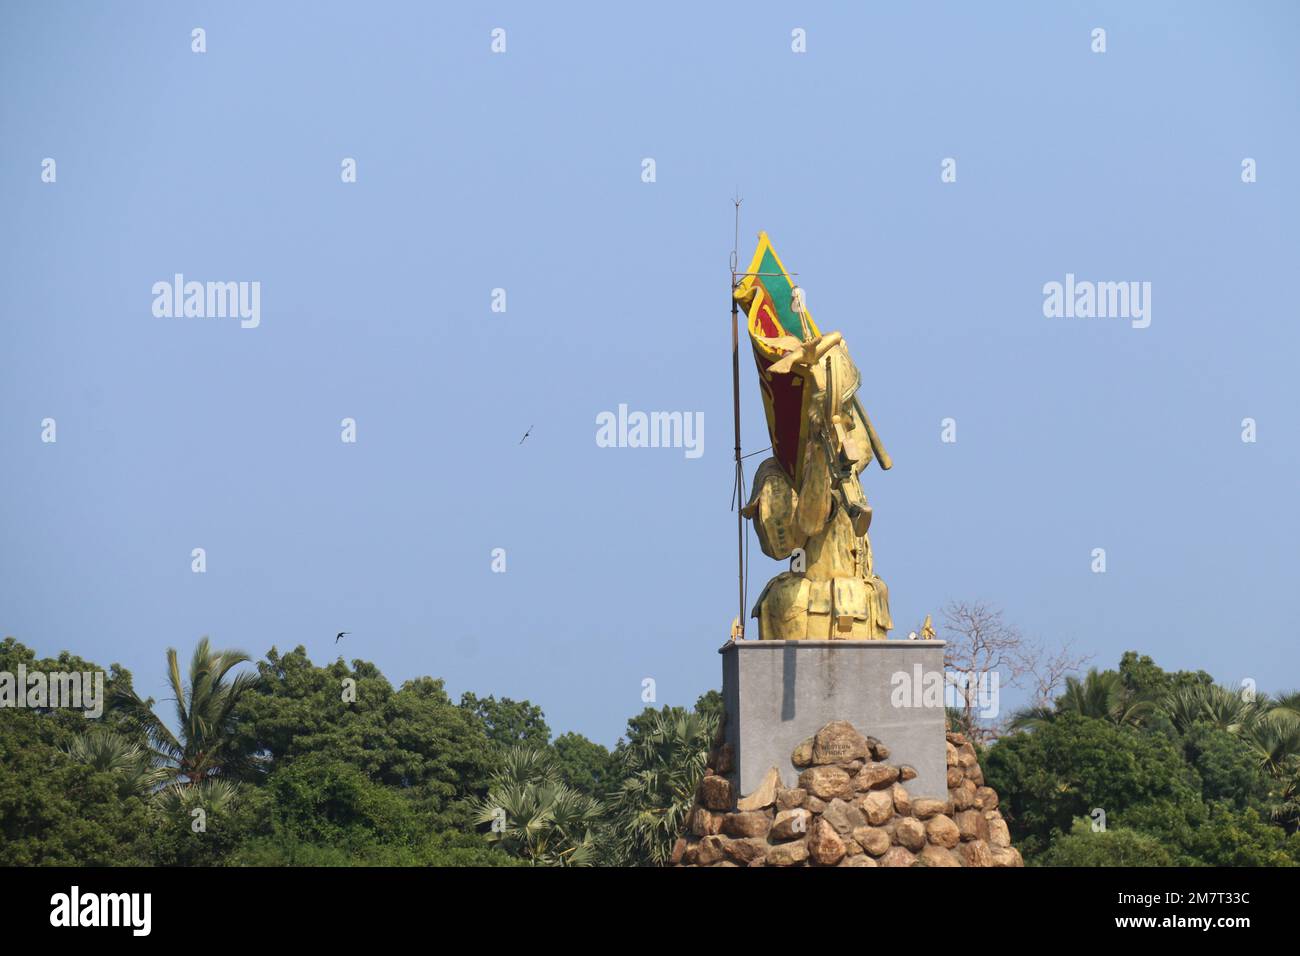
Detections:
673,721,1023,868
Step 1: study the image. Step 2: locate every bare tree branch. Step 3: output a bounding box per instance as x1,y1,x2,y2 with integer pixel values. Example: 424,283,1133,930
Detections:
937,600,1091,744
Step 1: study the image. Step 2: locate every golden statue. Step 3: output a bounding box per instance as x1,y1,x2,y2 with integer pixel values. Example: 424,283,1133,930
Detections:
735,233,893,641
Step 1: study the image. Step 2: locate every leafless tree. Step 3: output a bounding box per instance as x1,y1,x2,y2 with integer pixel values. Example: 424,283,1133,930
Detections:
1020,636,1093,710
937,601,1092,744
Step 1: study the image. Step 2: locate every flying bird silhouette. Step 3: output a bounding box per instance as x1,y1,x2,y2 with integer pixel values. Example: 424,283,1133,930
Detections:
335,631,350,643
519,425,534,445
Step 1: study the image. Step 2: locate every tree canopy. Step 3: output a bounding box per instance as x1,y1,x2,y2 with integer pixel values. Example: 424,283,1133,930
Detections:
2,635,1296,867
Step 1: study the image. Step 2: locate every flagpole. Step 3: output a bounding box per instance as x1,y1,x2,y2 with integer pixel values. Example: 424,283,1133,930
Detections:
731,198,745,639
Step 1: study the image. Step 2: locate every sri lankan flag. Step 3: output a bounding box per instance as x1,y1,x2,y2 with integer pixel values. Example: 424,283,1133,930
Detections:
733,232,822,489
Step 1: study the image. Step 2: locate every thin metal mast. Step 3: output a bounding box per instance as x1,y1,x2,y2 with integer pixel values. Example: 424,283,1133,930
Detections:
730,196,745,639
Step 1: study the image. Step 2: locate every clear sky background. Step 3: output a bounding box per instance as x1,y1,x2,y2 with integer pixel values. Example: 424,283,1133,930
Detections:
2,2,1297,747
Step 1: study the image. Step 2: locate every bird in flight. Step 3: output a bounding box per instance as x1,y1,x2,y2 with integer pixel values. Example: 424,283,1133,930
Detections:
519,425,534,445
336,631,350,643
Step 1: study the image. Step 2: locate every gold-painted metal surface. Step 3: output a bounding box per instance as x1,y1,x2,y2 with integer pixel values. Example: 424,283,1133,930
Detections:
738,234,893,641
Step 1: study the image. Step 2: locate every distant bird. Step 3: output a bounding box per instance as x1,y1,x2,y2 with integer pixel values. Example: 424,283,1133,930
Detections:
519,425,534,445
336,631,350,643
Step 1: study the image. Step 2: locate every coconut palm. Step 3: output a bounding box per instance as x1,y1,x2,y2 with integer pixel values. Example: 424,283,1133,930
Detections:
112,637,260,788
1007,704,1055,732
470,746,603,866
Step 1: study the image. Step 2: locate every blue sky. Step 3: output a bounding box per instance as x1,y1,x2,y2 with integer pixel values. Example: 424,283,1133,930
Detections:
2,2,1297,747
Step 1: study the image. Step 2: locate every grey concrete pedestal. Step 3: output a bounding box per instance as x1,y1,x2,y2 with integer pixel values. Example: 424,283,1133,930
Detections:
720,640,948,800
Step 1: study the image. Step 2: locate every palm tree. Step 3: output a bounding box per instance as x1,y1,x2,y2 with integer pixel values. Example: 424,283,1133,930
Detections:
154,777,242,815
1271,690,1300,722
1236,708,1300,776
63,728,170,798
471,746,603,866
606,708,718,866
1007,704,1055,732
112,637,260,790
1154,683,1300,832
1011,669,1152,730
1235,707,1300,831
1160,683,1263,736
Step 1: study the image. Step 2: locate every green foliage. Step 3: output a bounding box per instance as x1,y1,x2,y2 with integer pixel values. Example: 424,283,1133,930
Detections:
209,754,519,867
550,732,616,795
0,637,138,738
146,784,271,866
990,652,1300,866
459,692,551,751
230,831,521,866
945,707,966,733
605,703,719,866
63,728,169,799
984,714,1200,859
1161,683,1262,737
233,647,494,825
113,637,261,784
1116,800,1300,866
1037,818,1176,867
693,689,725,725
470,747,604,865
7,633,1297,868
269,754,416,842
1011,669,1153,731
1118,651,1213,699
0,709,153,865
265,752,419,846
1179,722,1271,808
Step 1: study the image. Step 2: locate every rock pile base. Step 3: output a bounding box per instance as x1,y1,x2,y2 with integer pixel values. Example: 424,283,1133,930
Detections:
672,719,1023,868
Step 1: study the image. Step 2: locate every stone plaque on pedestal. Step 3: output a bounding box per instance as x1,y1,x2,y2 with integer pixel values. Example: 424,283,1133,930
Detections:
721,640,948,799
